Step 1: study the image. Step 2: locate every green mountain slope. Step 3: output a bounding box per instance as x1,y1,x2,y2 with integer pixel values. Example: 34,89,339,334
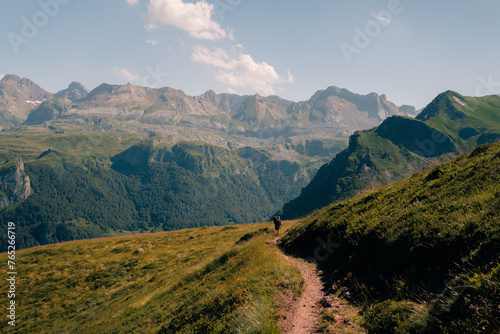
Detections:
282,92,500,219
280,142,500,333
0,222,303,334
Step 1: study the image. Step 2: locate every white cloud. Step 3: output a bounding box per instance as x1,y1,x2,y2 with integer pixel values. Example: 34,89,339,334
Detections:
286,70,294,83
126,0,140,5
145,0,227,40
0,74,4,81
377,14,391,24
191,45,291,96
113,67,140,82
144,23,159,31
146,39,159,47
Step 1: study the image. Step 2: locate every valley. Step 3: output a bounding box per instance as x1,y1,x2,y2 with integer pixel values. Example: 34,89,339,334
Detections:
0,75,415,249
2,140,499,333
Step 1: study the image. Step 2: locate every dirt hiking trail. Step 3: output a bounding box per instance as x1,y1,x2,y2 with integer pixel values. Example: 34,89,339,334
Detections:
273,236,366,334
280,256,325,333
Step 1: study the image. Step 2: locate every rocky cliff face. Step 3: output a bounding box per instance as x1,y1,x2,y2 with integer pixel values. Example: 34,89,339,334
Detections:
289,86,416,129
0,159,31,210
232,93,291,126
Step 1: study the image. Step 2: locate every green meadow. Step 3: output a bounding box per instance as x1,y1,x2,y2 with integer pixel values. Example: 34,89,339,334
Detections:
0,222,302,334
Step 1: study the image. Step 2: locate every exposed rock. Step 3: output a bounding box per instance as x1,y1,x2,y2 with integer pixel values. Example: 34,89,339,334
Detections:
399,104,418,117
34,80,415,137
233,93,291,126
54,82,90,102
134,248,145,254
290,86,415,130
24,98,72,125
0,158,31,210
0,74,53,121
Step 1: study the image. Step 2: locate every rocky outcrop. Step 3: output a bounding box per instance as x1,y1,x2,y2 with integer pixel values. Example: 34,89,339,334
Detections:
0,158,31,210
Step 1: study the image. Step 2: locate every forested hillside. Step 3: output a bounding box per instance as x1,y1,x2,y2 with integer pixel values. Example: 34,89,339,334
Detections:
0,135,315,249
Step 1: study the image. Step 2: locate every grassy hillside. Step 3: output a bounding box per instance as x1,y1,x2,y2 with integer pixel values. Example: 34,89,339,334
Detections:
282,92,500,219
280,142,500,333
0,221,303,334
417,92,500,149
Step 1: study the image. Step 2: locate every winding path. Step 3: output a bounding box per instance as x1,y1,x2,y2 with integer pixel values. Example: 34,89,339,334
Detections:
274,234,366,334
281,257,325,333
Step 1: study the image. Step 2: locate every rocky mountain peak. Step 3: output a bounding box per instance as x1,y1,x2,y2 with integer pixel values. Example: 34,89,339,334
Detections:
324,86,342,95
203,90,218,98
198,90,220,105
0,74,53,120
1,74,22,83
54,81,90,102
0,74,51,99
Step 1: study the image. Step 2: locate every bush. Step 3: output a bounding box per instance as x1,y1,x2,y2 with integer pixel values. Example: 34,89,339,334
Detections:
362,300,426,334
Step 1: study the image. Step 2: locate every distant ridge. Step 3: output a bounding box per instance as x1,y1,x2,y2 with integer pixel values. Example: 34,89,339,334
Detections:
0,74,416,136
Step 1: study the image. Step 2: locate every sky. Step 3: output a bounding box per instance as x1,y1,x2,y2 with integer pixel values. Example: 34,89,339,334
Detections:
1,0,500,109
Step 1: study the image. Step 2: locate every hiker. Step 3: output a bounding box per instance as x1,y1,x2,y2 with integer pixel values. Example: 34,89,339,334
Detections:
273,216,282,236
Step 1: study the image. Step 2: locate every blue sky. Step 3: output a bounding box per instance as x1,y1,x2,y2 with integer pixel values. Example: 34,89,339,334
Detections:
1,0,499,108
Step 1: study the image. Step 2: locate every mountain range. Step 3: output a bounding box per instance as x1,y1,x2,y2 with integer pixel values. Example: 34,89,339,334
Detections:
1,74,416,140
0,74,422,249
